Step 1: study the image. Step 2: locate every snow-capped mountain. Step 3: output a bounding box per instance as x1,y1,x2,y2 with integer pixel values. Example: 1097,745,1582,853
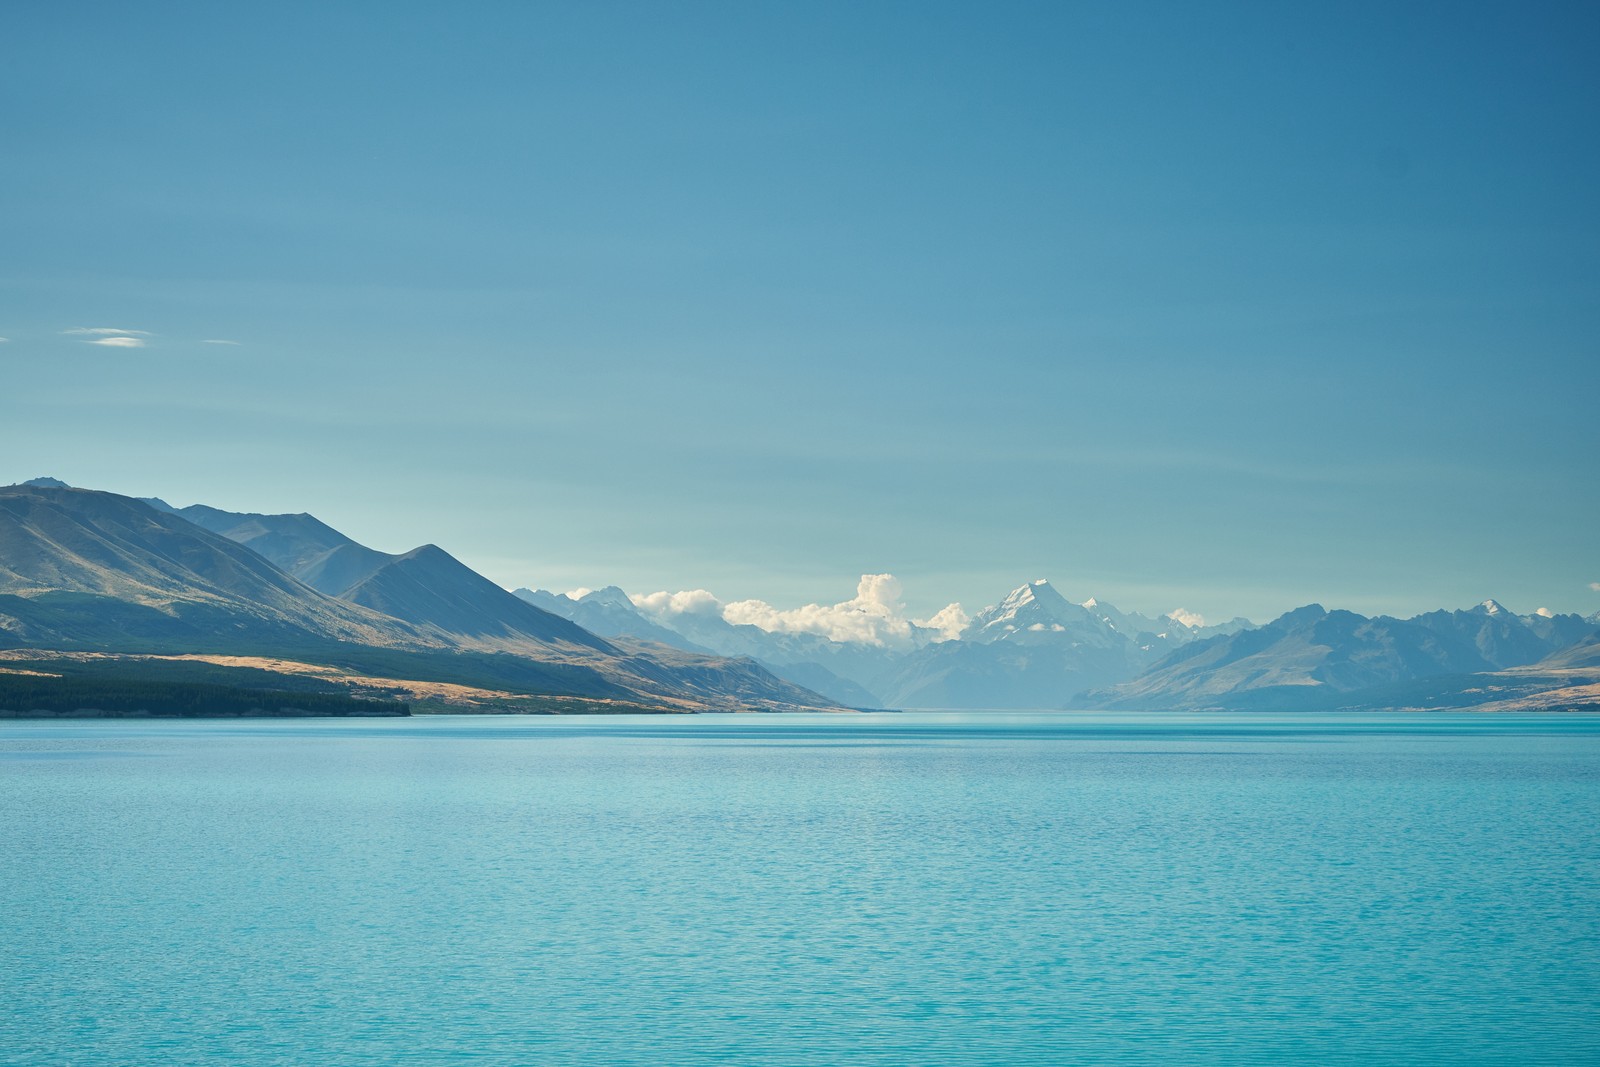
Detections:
515,576,1265,710
962,580,1121,647
561,573,1595,711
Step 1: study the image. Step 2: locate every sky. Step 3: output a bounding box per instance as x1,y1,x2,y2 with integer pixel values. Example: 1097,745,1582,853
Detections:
3,1,1597,625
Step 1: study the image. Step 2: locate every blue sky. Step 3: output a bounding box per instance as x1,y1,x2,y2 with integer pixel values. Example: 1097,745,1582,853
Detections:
4,1,1597,623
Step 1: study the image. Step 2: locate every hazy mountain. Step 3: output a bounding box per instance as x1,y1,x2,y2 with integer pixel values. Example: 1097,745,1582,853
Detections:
1536,631,1600,670
1084,602,1597,711
605,577,1258,710
516,586,709,651
850,580,1260,709
516,586,886,707
1411,600,1596,669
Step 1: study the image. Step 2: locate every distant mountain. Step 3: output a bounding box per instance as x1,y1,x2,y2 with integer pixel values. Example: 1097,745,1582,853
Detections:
516,586,885,707
823,580,1250,709
1411,600,1595,669
1536,631,1600,670
604,577,1261,710
963,580,1121,648
1084,602,1598,711
515,586,708,652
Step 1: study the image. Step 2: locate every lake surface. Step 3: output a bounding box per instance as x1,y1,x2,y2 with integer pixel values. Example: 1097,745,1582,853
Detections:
3,712,1598,1066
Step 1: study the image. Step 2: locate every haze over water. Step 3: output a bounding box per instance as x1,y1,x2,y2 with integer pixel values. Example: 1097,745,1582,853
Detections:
4,712,1597,1066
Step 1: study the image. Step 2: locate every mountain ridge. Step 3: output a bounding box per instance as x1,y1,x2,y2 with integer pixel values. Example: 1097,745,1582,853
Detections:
0,484,843,713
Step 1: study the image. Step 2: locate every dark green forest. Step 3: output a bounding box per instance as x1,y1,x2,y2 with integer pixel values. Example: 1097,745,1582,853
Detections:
0,673,409,718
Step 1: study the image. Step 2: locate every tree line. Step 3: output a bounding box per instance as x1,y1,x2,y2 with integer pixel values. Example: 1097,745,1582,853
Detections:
0,674,410,717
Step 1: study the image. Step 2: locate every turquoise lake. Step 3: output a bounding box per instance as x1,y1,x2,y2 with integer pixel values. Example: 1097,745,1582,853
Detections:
3,712,1598,1065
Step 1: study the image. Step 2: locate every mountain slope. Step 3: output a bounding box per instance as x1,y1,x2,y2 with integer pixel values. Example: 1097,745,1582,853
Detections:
176,505,393,595
0,485,427,649
175,504,606,652
343,546,610,651
1535,631,1600,670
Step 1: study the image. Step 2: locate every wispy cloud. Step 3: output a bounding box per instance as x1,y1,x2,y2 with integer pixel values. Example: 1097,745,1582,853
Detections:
0,337,9,344
201,339,242,346
87,336,147,348
1590,582,1600,593
63,327,151,336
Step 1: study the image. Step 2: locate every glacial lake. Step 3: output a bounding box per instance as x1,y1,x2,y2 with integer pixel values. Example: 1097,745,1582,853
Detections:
3,712,1598,1066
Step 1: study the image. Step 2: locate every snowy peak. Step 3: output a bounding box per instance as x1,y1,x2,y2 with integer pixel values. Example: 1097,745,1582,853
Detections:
964,579,1114,645
1474,599,1509,616
997,579,1069,613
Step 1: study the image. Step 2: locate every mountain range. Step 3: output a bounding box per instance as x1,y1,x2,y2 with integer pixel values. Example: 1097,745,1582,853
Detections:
4,477,1597,714
0,482,840,713
519,577,1599,712
516,577,1256,709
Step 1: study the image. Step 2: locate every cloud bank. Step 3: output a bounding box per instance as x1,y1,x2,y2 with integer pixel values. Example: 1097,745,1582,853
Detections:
633,574,967,647
1166,608,1206,628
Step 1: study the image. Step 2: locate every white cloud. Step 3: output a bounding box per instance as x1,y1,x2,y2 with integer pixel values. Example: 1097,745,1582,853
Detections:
1167,608,1206,628
633,575,967,648
632,588,724,617
565,587,593,601
201,339,241,345
87,336,146,348
721,574,929,648
64,327,151,336
1535,607,1554,618
916,602,970,641
1590,582,1600,593
0,337,9,343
